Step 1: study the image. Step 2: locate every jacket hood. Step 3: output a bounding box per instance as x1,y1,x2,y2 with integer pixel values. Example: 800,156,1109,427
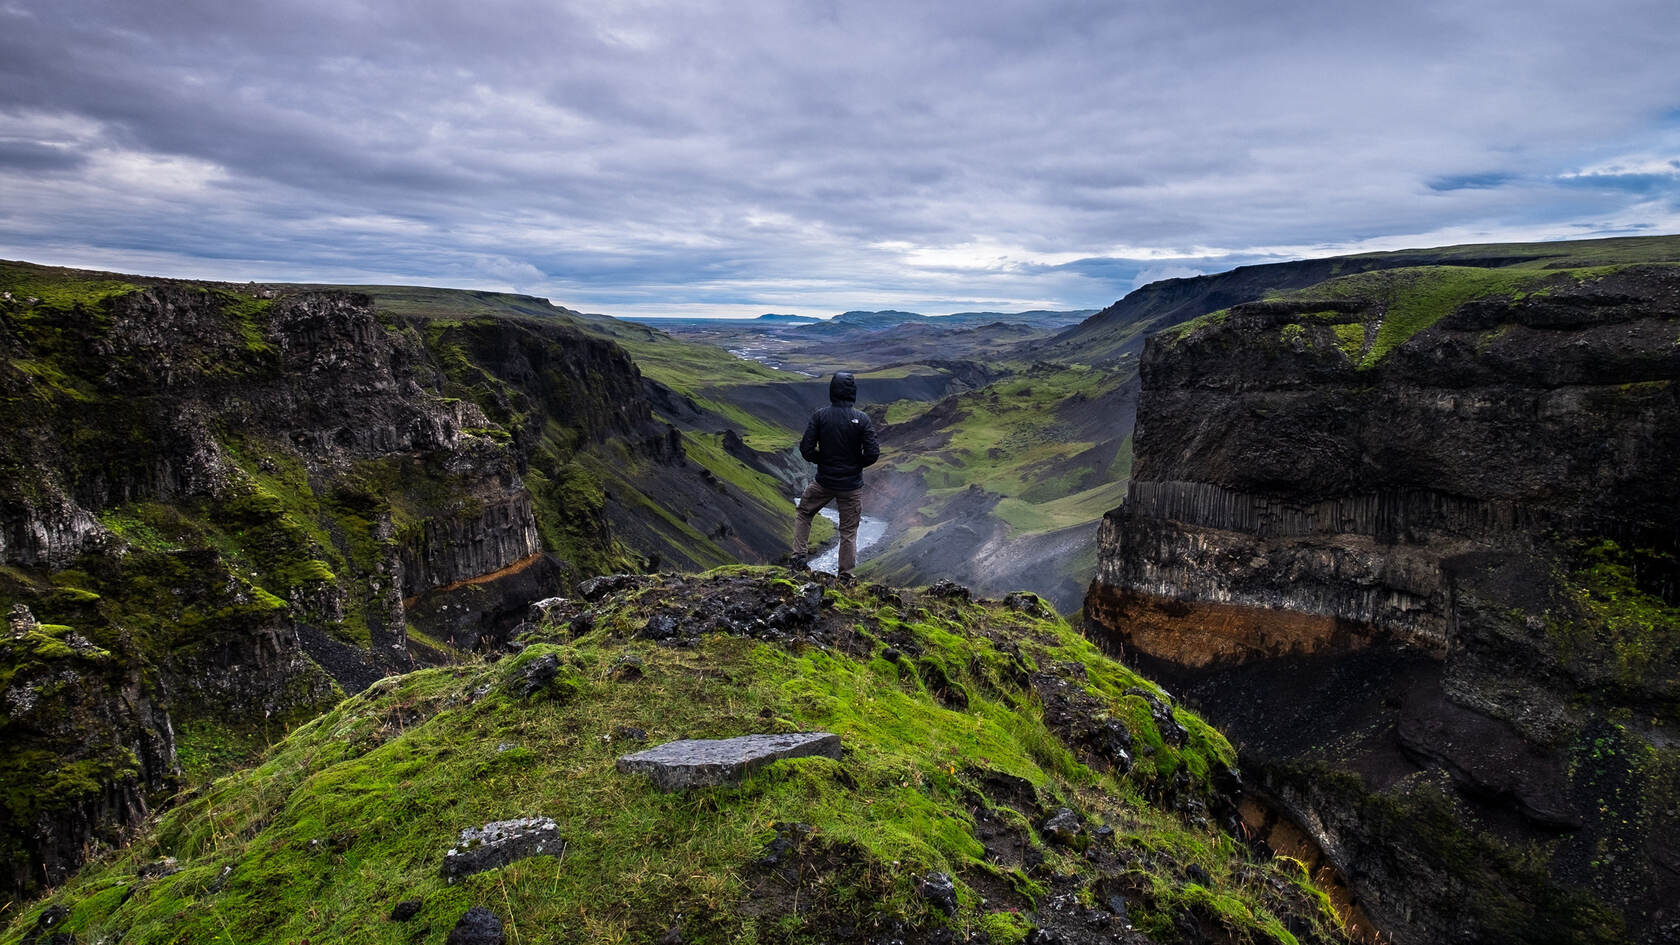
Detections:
829,372,857,404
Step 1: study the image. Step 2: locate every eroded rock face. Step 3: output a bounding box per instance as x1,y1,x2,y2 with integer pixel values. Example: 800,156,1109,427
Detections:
1084,266,1680,945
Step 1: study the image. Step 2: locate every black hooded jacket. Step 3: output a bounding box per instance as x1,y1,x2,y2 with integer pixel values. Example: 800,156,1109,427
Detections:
799,372,881,491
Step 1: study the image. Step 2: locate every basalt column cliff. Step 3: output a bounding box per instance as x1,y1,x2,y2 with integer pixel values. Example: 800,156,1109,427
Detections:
1085,264,1680,945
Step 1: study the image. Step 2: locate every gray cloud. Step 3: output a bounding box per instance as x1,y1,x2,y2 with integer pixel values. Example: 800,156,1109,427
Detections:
1,0,1678,315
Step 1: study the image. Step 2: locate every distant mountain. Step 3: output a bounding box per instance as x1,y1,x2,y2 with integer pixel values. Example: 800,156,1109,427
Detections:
809,308,1097,332
828,309,926,327
753,312,822,323
943,309,1096,329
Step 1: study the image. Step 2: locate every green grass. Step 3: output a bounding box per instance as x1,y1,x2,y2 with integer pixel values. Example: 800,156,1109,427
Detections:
0,260,145,309
5,572,1346,945
1164,263,1675,369
994,478,1128,536
873,368,1129,546
1296,267,1554,366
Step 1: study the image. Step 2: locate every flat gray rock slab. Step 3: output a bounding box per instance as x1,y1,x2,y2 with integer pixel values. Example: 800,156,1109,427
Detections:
617,732,841,791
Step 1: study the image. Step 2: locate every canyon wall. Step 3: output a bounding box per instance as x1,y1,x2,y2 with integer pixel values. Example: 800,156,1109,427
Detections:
1085,265,1680,944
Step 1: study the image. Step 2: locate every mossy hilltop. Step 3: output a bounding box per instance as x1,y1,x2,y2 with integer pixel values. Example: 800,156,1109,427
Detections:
3,570,1349,945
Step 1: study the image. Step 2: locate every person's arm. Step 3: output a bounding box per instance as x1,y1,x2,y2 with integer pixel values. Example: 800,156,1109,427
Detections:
799,412,820,462
858,412,880,468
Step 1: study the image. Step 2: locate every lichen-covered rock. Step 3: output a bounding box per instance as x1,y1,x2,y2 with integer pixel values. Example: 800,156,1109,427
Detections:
1040,808,1083,846
442,818,564,883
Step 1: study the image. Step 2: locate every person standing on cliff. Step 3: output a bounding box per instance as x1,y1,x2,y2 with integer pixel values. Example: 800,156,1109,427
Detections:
791,371,880,579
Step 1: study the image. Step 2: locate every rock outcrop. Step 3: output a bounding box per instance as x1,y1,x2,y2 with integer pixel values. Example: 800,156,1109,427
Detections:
1085,264,1680,944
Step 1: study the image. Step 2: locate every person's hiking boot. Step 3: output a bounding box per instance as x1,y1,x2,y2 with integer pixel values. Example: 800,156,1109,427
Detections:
835,571,858,585
776,553,810,571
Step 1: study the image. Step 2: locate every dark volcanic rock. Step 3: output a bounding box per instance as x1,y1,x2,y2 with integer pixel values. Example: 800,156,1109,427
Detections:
916,871,958,914
924,580,972,601
580,574,646,601
445,907,505,945
1040,808,1083,846
390,899,423,921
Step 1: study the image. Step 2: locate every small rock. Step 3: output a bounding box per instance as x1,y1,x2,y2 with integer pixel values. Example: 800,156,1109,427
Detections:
505,653,578,701
442,817,564,882
1003,591,1051,617
391,899,423,921
579,574,641,602
446,907,505,945
1041,808,1083,846
925,580,971,601
529,596,568,620
757,822,812,868
1125,688,1187,747
612,654,645,681
1024,929,1067,945
916,871,958,914
866,585,904,608
1106,894,1129,919
138,856,180,879
611,725,648,742
1186,864,1213,887
658,924,683,945
8,603,36,636
881,647,902,664
644,614,681,641
28,905,68,936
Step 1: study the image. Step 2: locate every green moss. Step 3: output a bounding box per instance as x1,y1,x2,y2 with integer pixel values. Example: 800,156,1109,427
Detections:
0,261,143,309
1159,307,1232,345
174,720,277,787
1331,323,1366,362
1553,540,1680,699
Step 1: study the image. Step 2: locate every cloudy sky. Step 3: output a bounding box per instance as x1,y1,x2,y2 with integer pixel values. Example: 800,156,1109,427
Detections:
2,0,1677,317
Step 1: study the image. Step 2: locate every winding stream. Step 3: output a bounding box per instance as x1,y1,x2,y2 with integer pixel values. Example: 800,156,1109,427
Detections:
791,498,889,574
